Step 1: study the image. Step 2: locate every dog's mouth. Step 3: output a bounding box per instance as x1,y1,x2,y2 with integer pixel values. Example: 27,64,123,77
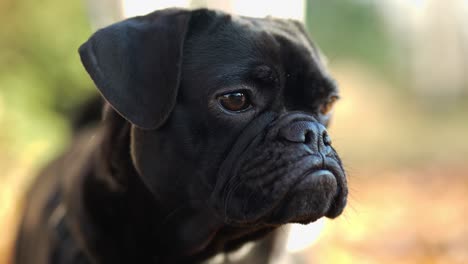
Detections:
267,160,347,225
274,169,338,224
214,152,347,226
209,112,348,227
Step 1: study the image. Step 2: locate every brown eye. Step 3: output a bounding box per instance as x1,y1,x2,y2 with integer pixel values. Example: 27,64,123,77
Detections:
218,92,251,112
320,95,339,115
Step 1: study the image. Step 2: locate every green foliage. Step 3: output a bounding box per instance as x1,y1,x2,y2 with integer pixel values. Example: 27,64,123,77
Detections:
305,0,394,76
0,0,95,164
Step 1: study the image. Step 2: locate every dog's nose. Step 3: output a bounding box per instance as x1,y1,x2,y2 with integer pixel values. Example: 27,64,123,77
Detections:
278,121,331,150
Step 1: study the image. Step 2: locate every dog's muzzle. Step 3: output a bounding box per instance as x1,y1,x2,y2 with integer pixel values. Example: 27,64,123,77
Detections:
210,112,347,226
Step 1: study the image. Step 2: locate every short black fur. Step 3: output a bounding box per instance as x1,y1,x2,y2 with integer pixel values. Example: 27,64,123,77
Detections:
15,8,347,264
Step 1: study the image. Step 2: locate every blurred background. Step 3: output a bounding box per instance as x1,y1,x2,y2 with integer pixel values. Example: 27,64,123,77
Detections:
1,0,467,263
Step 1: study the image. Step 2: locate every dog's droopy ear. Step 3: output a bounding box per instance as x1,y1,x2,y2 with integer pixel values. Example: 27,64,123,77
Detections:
79,8,191,129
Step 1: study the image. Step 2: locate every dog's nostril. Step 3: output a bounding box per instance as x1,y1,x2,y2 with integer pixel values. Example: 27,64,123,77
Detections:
323,132,332,146
304,131,314,144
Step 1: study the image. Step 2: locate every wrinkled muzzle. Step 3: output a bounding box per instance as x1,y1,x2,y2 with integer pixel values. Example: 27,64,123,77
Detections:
210,112,347,226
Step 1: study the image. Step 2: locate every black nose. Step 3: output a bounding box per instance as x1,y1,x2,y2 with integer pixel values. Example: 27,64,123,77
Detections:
278,120,331,150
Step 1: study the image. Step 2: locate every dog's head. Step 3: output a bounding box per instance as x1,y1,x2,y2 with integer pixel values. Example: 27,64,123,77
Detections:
80,8,347,258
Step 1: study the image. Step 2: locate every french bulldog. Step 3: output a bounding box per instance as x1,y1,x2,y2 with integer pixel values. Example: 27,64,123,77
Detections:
15,8,347,264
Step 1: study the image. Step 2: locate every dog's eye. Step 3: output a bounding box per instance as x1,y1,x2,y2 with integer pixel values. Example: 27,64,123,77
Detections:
320,95,339,115
218,92,252,112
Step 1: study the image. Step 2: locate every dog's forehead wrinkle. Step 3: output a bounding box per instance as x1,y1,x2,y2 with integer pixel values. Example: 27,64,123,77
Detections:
250,64,279,87
249,25,334,104
274,38,338,110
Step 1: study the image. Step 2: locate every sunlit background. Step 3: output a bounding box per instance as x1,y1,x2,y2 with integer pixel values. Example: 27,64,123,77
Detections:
1,0,468,263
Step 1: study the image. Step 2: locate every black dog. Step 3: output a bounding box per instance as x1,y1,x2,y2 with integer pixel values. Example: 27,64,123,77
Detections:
14,8,347,264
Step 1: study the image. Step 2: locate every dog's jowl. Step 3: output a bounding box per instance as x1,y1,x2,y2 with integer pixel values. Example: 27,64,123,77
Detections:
14,8,347,264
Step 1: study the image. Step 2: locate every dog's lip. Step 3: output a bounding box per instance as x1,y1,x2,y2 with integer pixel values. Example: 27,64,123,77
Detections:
324,171,347,218
218,155,347,227
265,167,340,225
